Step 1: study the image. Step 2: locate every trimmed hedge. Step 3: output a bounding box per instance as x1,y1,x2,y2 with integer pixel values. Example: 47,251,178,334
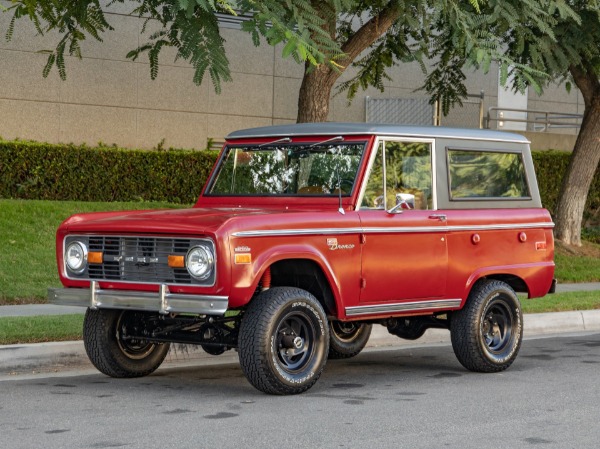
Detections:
0,140,598,221
0,140,219,204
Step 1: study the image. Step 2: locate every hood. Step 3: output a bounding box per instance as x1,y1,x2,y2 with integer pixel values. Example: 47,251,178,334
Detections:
61,207,273,236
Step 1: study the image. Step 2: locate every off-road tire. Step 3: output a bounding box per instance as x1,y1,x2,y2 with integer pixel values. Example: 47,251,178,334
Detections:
451,279,523,373
83,308,170,378
387,318,428,340
238,287,329,395
328,322,372,359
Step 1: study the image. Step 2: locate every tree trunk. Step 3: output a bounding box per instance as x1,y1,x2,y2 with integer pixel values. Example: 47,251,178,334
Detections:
295,2,402,123
554,94,600,246
554,65,600,246
297,65,336,123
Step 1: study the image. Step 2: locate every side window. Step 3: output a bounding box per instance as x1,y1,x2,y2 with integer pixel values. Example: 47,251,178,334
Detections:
361,141,433,210
447,149,530,200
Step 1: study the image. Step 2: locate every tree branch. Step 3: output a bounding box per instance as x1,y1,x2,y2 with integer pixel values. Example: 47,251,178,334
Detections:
569,63,600,109
325,2,401,84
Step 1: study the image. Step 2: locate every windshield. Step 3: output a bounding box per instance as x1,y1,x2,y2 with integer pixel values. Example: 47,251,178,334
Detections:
207,142,366,196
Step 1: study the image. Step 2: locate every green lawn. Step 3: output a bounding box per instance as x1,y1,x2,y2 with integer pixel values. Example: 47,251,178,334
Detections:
554,250,600,283
0,199,185,304
521,290,600,314
0,314,84,345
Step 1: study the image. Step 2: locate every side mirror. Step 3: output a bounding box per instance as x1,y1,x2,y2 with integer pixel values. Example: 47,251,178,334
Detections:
387,193,415,214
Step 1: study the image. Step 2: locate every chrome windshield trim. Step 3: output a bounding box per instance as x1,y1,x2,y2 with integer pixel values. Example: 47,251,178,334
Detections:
232,222,555,237
345,299,462,317
48,283,228,315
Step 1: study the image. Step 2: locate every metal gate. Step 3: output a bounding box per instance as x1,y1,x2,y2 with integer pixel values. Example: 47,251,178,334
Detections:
365,97,435,126
365,92,485,128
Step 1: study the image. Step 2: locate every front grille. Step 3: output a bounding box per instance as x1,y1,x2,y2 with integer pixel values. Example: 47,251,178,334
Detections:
65,235,214,286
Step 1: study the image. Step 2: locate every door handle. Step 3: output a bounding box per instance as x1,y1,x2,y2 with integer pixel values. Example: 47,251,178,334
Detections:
428,214,447,222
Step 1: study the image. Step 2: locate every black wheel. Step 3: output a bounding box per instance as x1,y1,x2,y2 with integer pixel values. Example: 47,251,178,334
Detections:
83,308,170,378
328,321,372,359
387,317,428,340
451,279,523,373
238,287,329,395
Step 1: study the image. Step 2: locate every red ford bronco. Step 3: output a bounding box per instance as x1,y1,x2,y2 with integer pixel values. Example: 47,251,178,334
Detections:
49,123,555,394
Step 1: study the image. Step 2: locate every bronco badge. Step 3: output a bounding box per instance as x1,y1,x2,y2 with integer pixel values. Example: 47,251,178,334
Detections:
327,238,355,251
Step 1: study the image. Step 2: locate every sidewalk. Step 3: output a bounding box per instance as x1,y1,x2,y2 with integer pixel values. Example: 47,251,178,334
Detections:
1,282,599,318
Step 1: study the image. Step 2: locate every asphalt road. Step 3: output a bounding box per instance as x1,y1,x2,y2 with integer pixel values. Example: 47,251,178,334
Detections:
1,333,600,449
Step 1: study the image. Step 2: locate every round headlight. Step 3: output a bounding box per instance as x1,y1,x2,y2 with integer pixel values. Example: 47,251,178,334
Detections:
186,246,214,280
66,241,87,273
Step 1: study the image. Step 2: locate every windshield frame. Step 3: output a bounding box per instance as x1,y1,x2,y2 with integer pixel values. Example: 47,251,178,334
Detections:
203,139,369,198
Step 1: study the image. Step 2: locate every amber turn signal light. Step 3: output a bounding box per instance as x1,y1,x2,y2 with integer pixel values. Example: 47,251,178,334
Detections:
235,253,252,264
88,252,103,264
168,255,185,268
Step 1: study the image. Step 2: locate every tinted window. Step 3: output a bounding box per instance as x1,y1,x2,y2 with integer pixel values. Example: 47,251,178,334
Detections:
448,149,530,200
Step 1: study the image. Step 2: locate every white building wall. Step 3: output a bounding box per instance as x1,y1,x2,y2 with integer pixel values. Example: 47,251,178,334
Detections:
0,3,582,149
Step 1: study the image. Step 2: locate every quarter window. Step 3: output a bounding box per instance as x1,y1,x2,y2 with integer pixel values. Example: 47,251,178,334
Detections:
447,149,530,200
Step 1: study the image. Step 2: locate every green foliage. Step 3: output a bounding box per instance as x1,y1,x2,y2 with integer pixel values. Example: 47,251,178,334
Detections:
4,0,586,123
0,140,218,204
420,0,580,114
582,227,600,245
336,1,428,100
4,0,345,92
5,1,114,81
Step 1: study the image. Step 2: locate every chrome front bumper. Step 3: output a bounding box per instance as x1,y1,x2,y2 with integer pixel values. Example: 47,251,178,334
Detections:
48,282,228,315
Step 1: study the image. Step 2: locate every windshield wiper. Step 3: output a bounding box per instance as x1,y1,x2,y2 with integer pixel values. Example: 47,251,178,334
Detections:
258,137,292,147
309,136,344,147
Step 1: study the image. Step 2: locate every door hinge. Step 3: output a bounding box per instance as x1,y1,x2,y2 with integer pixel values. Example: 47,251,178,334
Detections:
360,234,367,244
360,278,367,289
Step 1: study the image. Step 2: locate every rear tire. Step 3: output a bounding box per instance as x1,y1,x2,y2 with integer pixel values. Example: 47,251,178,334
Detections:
238,287,329,395
328,322,372,359
83,309,170,378
451,280,523,373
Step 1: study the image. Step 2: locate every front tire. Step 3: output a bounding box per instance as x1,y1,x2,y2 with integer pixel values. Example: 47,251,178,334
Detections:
83,309,170,378
238,287,329,395
451,280,523,373
328,321,372,359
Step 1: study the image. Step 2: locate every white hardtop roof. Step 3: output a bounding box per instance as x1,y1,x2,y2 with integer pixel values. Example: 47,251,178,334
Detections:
226,122,529,144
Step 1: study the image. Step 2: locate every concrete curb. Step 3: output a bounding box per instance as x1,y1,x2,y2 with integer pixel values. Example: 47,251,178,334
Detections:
2,310,600,377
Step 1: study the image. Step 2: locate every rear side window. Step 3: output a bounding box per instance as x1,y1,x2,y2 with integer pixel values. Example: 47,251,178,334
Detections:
447,149,530,200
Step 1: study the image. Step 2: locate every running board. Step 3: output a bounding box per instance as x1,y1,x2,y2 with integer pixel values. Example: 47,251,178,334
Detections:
345,299,462,317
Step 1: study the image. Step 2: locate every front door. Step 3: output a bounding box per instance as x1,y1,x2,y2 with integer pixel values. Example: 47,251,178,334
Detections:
358,139,447,303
